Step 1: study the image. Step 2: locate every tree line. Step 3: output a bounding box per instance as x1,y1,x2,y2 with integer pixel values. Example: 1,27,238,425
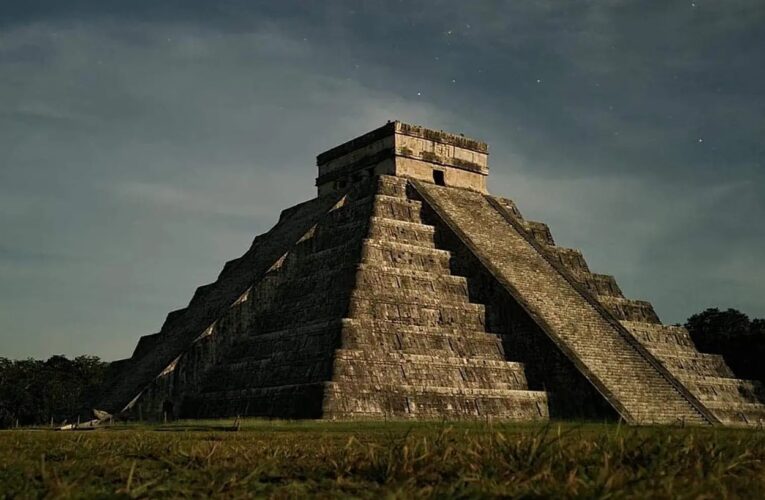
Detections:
0,355,106,428
1,308,764,427
685,308,765,384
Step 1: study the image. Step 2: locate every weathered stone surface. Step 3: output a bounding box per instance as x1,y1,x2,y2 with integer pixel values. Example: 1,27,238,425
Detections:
508,201,765,426
316,121,489,195
95,193,345,415
413,181,713,425
101,121,764,426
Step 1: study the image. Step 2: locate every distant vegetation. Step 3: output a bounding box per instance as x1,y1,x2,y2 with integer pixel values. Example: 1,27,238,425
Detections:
0,355,107,428
685,308,765,383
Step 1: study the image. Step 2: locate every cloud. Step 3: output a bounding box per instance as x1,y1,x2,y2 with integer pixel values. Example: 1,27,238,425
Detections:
0,2,763,359
0,18,454,359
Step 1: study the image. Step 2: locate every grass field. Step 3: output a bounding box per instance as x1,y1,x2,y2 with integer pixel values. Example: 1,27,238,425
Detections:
1,420,764,498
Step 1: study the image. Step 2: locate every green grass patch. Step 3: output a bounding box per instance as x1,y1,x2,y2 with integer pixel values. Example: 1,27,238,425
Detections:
1,420,763,498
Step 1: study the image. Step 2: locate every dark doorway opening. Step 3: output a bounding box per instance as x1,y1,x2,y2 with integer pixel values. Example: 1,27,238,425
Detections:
433,170,445,186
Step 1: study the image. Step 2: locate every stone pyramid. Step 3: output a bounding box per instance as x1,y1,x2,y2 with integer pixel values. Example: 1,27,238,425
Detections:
97,121,765,426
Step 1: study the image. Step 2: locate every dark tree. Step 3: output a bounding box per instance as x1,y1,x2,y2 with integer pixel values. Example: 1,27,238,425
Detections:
0,355,108,428
752,319,765,337
686,308,752,348
685,308,765,384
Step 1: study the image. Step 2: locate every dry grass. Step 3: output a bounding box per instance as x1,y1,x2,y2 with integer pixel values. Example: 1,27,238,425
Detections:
1,420,764,498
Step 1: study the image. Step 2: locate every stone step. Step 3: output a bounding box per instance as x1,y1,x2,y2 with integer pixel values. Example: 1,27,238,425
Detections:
335,348,523,370
371,195,424,224
492,197,525,220
194,382,328,419
650,351,735,378
218,257,242,277
333,350,530,391
202,354,334,391
253,262,473,312
249,301,348,333
286,240,363,276
546,246,591,278
195,379,550,421
294,219,368,254
342,317,496,336
348,296,486,329
514,223,624,299
621,321,696,349
189,282,217,306
354,264,470,302
366,216,437,248
249,265,357,306
578,273,623,298
224,320,343,362
597,296,661,324
375,175,409,199
361,239,452,273
356,263,466,285
702,401,765,426
252,265,485,331
675,374,764,404
351,287,472,306
324,382,549,420
340,323,505,359
641,344,706,360
323,195,375,225
225,317,506,362
523,221,555,246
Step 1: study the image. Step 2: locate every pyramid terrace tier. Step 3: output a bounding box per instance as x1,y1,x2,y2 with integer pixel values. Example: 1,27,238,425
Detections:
222,319,507,362
340,319,507,358
702,402,765,427
323,383,548,420
332,350,532,390
191,383,549,421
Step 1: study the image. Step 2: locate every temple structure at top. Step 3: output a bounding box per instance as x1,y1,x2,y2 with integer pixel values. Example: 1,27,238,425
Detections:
316,121,489,195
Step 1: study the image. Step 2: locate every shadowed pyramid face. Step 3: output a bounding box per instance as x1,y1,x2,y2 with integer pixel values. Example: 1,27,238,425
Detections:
315,121,490,196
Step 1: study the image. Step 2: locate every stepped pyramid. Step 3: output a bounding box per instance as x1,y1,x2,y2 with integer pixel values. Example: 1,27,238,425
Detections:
97,121,765,426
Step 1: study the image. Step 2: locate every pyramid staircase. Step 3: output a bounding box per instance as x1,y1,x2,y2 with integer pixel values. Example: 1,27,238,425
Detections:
482,191,765,426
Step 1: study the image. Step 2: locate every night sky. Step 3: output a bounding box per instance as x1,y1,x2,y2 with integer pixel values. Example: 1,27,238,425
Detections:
2,1,763,360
